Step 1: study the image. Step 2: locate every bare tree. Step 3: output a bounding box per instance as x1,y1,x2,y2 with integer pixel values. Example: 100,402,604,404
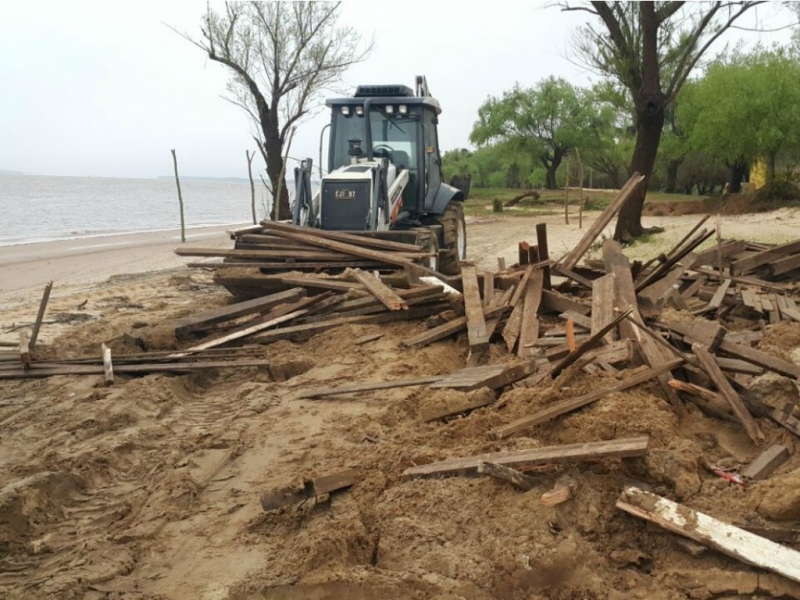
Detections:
559,1,772,241
174,2,371,220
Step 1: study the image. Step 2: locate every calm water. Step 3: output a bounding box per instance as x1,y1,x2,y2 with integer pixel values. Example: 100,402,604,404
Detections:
0,174,275,246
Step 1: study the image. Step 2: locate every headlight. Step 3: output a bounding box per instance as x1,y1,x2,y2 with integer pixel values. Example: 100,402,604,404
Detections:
355,106,364,116
398,105,407,114
385,105,394,114
341,106,350,116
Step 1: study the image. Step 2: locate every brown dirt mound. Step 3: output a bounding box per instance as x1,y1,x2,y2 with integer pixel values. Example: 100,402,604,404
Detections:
643,189,800,217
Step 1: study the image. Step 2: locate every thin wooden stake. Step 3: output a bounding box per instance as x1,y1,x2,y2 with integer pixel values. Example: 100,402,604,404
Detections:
247,150,257,225
171,149,186,243
29,280,53,349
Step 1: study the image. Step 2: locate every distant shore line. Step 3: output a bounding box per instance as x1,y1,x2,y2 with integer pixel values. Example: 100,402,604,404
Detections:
0,222,251,249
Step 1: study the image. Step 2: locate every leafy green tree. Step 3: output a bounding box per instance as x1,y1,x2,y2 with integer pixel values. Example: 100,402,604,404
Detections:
469,77,607,189
560,1,768,240
582,82,635,189
679,45,800,191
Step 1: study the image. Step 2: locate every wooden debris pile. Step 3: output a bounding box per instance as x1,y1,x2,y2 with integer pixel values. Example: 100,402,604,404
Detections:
179,220,441,283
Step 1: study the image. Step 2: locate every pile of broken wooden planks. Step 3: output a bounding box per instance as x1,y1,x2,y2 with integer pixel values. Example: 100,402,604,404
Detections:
260,174,800,585
179,221,442,287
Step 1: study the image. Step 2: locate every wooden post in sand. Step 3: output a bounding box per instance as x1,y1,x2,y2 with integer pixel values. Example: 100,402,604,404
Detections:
171,149,186,243
247,150,257,225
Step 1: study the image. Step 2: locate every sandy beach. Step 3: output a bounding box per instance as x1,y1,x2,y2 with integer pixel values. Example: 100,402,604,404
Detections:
0,224,245,302
2,209,800,599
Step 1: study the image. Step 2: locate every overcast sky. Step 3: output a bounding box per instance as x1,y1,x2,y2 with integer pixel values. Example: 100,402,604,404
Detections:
0,1,794,179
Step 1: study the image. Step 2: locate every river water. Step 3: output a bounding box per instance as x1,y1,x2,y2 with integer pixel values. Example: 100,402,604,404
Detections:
0,174,275,246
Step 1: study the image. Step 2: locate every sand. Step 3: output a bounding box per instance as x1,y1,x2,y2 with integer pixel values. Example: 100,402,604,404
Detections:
2,209,800,600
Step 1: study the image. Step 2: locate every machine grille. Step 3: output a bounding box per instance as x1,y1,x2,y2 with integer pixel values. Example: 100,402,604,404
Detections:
320,180,372,230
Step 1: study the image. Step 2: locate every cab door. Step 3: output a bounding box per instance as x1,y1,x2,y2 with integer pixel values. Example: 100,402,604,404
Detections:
422,108,442,210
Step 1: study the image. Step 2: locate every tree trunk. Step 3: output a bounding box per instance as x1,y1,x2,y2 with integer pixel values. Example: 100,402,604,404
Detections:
614,102,665,242
544,153,562,190
767,150,778,184
728,162,747,193
664,158,681,194
260,113,290,221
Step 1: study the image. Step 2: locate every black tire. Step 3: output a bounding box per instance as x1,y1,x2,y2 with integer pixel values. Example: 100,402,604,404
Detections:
436,202,467,276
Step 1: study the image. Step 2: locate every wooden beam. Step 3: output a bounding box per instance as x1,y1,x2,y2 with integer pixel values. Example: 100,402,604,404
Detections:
731,239,800,276
299,376,444,399
260,221,425,252
0,359,274,379
461,263,489,351
541,477,578,507
477,461,536,491
400,305,507,349
617,486,800,585
536,222,552,290
483,272,495,307
559,173,645,271
492,360,683,439
502,294,524,353
255,223,440,276
29,280,53,349
741,445,790,481
591,273,617,343
667,379,737,422
401,437,650,480
518,270,544,358
420,388,496,421
692,343,764,445
541,289,591,315
351,269,408,311
260,468,360,512
173,288,305,339
767,253,800,277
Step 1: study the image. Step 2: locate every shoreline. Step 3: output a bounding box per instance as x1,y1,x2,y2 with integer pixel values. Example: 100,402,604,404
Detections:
0,224,242,299
0,221,249,249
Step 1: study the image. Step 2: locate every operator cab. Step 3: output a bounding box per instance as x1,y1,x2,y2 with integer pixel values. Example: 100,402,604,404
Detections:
325,80,444,217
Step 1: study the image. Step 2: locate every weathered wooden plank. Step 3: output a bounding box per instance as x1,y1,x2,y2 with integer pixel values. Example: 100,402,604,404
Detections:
667,379,737,422
591,273,617,343
0,359,274,379
461,263,489,351
174,310,306,356
541,476,578,507
419,387,496,421
518,270,544,358
188,260,388,270
174,288,305,339
560,311,592,330
604,240,684,410
477,461,536,491
681,275,708,300
704,278,732,312
741,445,790,481
732,239,800,276
541,289,591,315
259,221,425,252
431,364,507,390
502,295,524,353
692,343,764,445
617,486,800,585
351,269,408,311
260,468,360,512
483,272,495,307
255,303,449,344
559,173,645,271
400,305,507,349
29,280,53,349
177,247,423,262
536,222,552,290
692,239,746,268
258,222,440,275
299,376,444,399
492,360,683,439
767,253,800,277
714,356,764,376
401,437,650,480
548,309,632,379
